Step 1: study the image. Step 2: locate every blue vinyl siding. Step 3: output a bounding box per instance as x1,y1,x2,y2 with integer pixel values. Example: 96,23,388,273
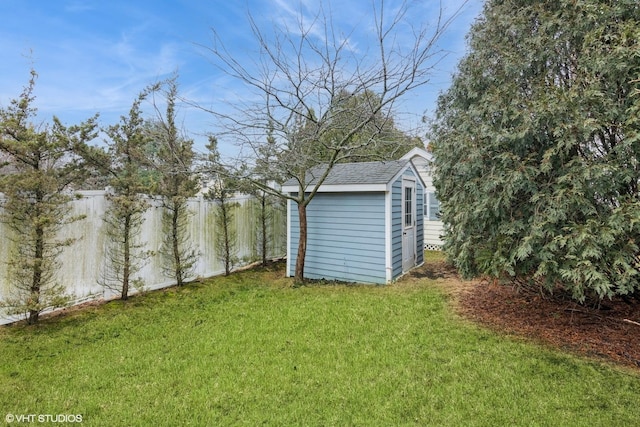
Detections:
415,177,424,265
391,178,403,279
287,162,425,284
289,192,387,284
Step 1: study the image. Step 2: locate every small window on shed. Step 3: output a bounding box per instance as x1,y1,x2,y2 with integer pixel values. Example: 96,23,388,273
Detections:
404,186,413,227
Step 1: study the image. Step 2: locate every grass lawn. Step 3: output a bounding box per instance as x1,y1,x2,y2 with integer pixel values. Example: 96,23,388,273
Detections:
1,257,639,426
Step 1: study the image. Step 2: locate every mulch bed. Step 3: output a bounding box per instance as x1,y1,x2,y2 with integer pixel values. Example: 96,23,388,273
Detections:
413,261,640,371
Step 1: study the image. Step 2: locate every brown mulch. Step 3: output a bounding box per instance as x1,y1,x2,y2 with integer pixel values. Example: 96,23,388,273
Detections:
410,261,640,371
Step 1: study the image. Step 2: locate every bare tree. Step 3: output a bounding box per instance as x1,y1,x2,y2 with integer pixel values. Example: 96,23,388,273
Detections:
202,1,465,283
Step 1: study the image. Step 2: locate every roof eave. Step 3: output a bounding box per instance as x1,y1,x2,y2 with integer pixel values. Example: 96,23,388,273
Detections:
282,183,389,193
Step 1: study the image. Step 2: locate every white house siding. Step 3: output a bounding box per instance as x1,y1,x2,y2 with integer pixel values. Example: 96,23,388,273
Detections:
423,165,444,248
403,149,444,249
424,220,444,250
288,192,387,284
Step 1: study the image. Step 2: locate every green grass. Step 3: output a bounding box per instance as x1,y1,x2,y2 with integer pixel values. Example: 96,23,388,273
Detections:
1,260,639,426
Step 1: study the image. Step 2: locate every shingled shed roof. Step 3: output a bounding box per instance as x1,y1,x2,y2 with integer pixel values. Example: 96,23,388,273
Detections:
282,160,410,190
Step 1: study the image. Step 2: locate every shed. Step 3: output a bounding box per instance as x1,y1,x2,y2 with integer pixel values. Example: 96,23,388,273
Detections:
401,147,443,250
282,160,425,284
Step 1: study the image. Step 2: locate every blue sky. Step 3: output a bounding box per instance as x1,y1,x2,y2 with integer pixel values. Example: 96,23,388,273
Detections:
0,0,484,156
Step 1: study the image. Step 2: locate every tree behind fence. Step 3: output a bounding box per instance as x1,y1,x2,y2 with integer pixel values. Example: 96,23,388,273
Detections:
0,190,286,324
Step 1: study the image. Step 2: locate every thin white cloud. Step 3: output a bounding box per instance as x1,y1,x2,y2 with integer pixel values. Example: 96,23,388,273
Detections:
0,0,484,153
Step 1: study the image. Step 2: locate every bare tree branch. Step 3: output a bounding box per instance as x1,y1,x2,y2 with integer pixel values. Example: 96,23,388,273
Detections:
196,0,467,282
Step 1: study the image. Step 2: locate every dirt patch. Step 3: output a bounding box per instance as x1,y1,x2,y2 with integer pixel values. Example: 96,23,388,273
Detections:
410,260,459,280
405,260,474,299
409,261,640,371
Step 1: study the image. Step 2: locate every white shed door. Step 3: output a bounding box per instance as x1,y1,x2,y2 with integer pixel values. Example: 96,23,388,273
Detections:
402,179,416,272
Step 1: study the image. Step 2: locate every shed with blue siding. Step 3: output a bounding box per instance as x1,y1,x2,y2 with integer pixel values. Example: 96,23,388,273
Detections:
282,160,425,284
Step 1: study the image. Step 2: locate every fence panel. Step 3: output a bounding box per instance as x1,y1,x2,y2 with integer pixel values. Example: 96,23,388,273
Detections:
0,191,286,324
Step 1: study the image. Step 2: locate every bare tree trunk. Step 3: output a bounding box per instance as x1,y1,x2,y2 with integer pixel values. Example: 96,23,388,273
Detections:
172,204,183,286
122,214,131,300
29,224,44,325
221,200,231,275
294,203,307,285
261,193,267,267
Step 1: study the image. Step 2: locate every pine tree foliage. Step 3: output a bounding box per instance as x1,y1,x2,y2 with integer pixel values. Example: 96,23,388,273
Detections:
0,71,98,323
247,123,285,266
203,137,239,276
313,90,424,163
148,77,199,286
430,0,640,302
79,89,154,300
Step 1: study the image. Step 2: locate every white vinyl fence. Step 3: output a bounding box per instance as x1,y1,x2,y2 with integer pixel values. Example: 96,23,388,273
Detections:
0,191,286,324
